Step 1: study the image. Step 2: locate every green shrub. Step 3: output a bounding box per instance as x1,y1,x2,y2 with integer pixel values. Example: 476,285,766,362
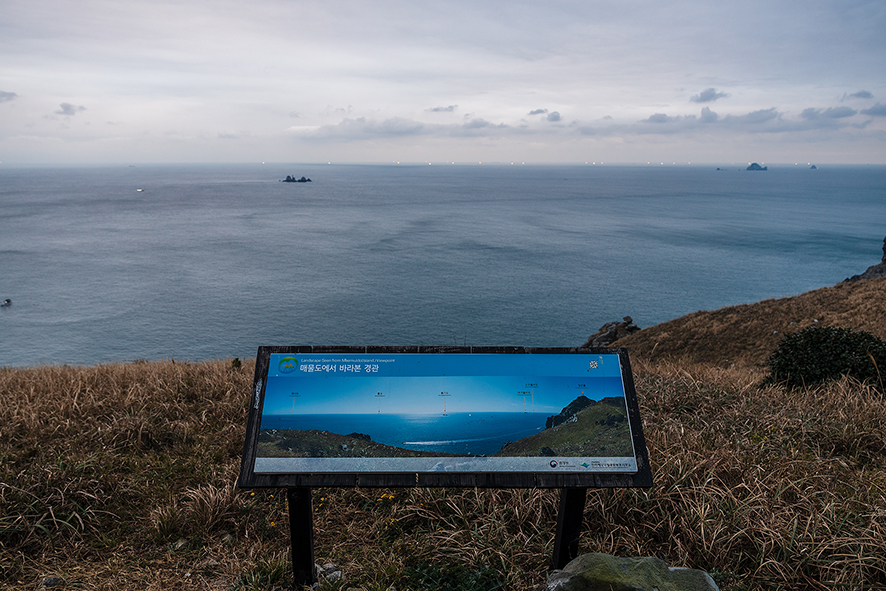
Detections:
768,325,886,389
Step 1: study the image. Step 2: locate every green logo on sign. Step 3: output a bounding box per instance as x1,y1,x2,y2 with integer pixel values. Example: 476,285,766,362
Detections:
278,357,299,373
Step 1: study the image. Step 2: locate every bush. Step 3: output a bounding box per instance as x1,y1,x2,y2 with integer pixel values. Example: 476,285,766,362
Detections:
768,325,886,389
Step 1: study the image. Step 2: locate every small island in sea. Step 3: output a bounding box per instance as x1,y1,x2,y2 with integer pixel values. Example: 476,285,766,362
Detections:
281,175,312,183
746,162,768,171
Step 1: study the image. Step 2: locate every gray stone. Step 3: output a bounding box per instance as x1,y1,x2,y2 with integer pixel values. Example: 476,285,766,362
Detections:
546,553,719,591
582,317,641,348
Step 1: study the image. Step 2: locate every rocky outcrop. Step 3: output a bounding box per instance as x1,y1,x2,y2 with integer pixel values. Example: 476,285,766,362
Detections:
581,316,641,348
746,162,767,171
546,553,720,591
845,236,886,282
282,175,312,182
545,395,595,429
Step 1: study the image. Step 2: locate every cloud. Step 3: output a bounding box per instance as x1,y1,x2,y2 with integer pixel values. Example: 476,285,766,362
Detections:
56,103,86,116
295,115,521,142
635,112,700,134
0,91,17,103
728,107,780,124
843,90,874,100
452,118,511,137
528,109,548,115
309,117,427,140
463,118,492,129
427,105,458,112
801,106,858,120
546,111,561,122
690,88,729,103
218,131,251,139
643,113,673,123
632,107,786,134
860,102,886,117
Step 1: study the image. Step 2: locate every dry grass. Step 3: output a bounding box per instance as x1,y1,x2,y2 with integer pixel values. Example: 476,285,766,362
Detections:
3,299,886,590
614,276,886,368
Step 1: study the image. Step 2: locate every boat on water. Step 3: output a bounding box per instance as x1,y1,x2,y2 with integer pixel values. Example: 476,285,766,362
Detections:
1,299,10,308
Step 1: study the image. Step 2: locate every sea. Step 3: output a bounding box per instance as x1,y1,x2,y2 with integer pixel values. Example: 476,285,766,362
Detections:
260,412,546,456
1,163,884,368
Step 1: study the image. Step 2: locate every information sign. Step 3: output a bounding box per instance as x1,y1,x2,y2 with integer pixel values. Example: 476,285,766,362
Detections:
238,346,652,488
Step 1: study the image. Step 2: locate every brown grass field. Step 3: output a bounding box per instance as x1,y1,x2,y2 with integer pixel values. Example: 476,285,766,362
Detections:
2,277,886,590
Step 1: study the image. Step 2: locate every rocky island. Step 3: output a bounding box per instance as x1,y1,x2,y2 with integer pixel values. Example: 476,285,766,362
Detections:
281,175,312,183
746,162,768,171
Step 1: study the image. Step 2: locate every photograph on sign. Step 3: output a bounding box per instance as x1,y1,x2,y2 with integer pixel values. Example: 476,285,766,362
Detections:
253,352,638,474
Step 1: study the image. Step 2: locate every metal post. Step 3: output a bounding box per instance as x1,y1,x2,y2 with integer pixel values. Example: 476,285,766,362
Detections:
550,487,587,571
286,487,316,587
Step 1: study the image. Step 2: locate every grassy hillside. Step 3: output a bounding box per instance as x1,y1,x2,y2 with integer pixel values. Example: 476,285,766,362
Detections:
494,399,632,458
613,276,886,368
2,277,886,590
257,429,453,458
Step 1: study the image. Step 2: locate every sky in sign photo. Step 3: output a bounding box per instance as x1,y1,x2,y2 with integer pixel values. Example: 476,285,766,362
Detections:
260,353,626,415
1,0,884,164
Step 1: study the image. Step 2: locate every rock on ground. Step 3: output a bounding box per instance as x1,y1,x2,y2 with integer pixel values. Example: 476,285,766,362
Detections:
546,553,719,591
581,316,641,348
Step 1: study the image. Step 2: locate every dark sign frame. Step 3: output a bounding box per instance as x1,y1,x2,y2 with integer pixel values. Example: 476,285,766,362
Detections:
238,346,652,490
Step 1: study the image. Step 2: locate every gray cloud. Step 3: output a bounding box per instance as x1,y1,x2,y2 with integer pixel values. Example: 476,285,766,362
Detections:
56,102,86,116
427,105,458,112
459,118,511,132
546,111,561,122
632,107,786,134
300,116,521,142
528,108,548,115
860,102,886,117
643,113,673,123
218,131,251,139
801,106,858,120
0,91,17,103
700,106,718,123
730,108,780,124
690,88,729,103
452,118,511,137
304,117,428,141
843,90,874,100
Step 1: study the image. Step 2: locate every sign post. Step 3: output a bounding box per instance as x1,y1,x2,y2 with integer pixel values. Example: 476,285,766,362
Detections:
286,487,315,586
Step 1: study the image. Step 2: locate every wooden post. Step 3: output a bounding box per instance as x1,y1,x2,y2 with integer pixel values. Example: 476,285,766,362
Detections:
550,487,587,571
286,487,316,587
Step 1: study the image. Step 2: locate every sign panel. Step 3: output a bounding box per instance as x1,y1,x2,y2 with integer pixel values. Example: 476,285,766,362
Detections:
239,347,652,488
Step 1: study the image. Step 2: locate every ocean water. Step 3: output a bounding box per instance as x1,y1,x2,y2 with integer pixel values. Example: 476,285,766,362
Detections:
1,163,884,367
260,412,547,456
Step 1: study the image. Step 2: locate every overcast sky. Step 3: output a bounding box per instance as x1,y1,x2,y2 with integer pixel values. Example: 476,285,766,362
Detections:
2,0,885,164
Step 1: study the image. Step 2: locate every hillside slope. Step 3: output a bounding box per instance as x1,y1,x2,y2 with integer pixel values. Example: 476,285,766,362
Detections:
612,276,886,368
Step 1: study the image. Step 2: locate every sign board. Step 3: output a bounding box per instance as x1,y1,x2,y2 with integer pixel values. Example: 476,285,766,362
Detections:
238,346,652,488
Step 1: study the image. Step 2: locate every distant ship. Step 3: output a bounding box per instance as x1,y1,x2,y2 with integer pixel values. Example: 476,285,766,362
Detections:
1,299,10,308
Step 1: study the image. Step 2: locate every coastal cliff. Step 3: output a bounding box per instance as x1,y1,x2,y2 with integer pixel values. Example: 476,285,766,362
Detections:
845,236,886,282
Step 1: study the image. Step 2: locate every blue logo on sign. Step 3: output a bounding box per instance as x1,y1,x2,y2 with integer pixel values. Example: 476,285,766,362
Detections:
278,357,299,374
549,460,559,468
